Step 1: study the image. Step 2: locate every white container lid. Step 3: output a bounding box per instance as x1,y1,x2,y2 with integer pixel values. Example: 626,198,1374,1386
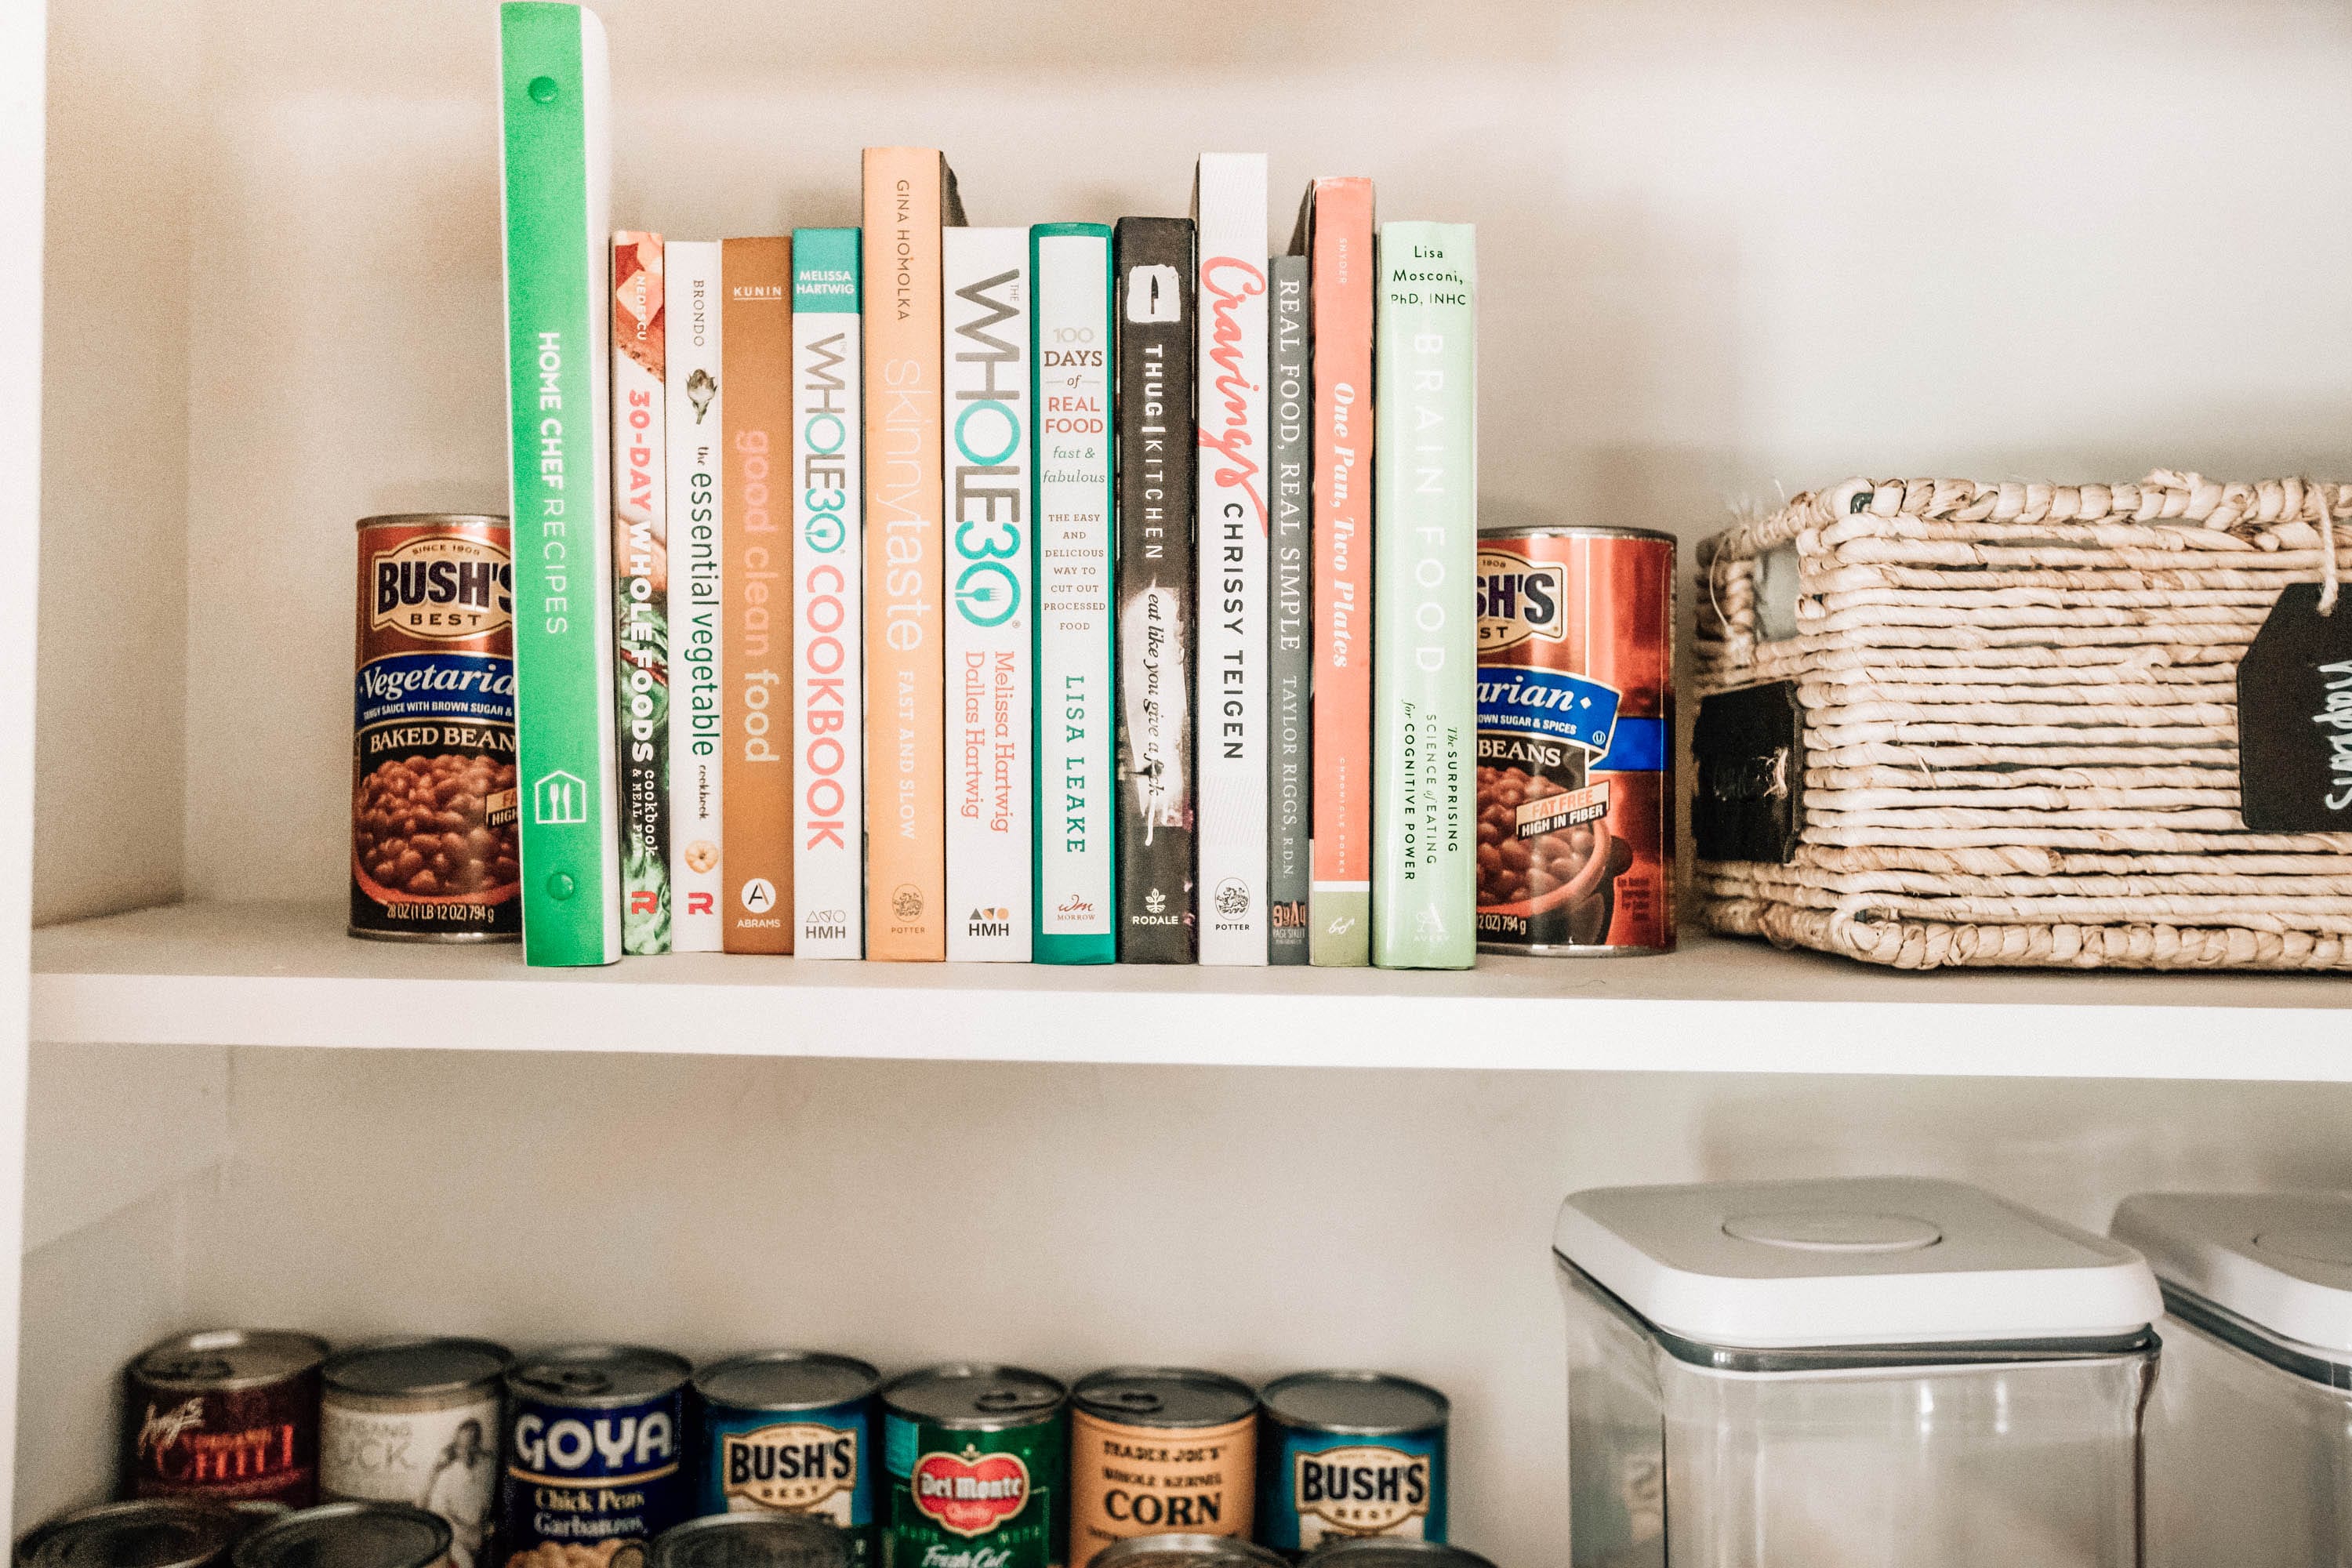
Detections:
2109,1192,2352,1359
1555,1177,2161,1349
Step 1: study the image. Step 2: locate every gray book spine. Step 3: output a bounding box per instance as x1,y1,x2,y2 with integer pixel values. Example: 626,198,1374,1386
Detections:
1267,252,1312,963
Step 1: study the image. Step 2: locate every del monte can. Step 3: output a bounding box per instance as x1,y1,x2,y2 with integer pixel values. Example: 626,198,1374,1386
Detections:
880,1364,1066,1568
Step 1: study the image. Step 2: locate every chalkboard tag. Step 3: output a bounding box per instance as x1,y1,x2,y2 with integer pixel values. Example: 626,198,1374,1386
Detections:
2238,582,2352,832
1693,681,1806,862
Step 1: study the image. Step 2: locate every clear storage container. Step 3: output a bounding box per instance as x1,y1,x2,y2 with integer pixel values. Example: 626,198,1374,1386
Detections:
2111,1192,2352,1568
1555,1177,2161,1568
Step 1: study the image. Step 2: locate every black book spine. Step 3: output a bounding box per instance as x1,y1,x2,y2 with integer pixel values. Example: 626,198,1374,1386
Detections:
1112,217,1200,961
1266,252,1312,963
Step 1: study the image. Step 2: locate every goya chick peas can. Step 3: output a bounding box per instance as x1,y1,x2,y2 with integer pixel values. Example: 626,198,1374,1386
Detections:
1069,1368,1256,1563
321,1336,513,1568
1254,1374,1447,1555
691,1352,880,1568
502,1345,691,1568
125,1330,329,1509
880,1365,1066,1568
1474,526,1675,955
352,513,521,942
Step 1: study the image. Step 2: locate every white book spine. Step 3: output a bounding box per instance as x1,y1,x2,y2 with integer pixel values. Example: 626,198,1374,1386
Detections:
1192,153,1270,965
942,227,1034,960
1033,229,1116,952
793,242,866,958
665,240,724,951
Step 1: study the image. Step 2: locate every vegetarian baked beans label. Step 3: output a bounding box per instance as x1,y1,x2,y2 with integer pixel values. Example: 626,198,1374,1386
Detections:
1070,1409,1252,1556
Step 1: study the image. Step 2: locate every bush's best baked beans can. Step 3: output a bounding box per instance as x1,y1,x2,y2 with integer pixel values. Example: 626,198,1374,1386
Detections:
1068,1368,1255,1563
501,1346,692,1568
880,1365,1065,1568
690,1352,880,1568
125,1330,329,1509
352,513,521,942
321,1337,514,1568
1473,526,1675,955
1254,1374,1447,1556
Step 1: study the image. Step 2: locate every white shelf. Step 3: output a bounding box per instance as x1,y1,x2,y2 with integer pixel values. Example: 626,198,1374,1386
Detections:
27,900,2352,1078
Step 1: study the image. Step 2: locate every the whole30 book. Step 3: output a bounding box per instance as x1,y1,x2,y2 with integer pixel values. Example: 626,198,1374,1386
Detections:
792,228,864,958
1112,216,1198,963
666,240,724,951
1266,250,1311,964
1372,221,1478,968
1192,153,1270,966
942,227,1033,961
496,0,621,967
721,236,795,953
1032,223,1116,964
611,230,670,955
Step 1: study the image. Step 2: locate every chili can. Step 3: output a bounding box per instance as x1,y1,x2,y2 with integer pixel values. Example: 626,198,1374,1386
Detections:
125,1330,328,1508
1069,1368,1255,1563
1254,1374,1447,1555
321,1337,512,1568
231,1503,452,1568
1474,525,1676,955
13,1500,253,1568
501,1345,692,1568
650,1515,851,1568
880,1364,1066,1568
1089,1537,1287,1568
691,1351,879,1568
352,513,521,942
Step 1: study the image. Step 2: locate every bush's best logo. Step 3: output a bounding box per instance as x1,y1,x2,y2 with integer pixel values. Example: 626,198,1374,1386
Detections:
1475,550,1564,654
722,1422,857,1516
913,1447,1030,1537
1294,1446,1429,1538
372,536,514,640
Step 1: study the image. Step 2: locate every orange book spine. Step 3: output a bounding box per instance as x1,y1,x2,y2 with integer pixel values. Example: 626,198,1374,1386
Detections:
721,236,795,952
862,150,955,960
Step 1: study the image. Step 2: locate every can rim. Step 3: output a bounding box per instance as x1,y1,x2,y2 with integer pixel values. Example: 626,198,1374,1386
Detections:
1089,1536,1290,1568
648,1513,848,1568
878,1363,1067,1428
1301,1542,1496,1568
14,1499,250,1568
1255,1370,1450,1435
354,514,510,531
691,1348,882,1412
1477,523,1677,546
321,1335,514,1400
132,1330,329,1392
230,1503,451,1568
506,1344,693,1406
1069,1365,1258,1428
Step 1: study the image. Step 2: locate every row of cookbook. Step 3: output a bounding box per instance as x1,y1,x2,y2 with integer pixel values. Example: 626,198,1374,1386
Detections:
497,4,1479,969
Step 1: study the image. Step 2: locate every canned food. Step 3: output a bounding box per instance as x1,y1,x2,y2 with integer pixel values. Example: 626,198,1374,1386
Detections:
1088,1536,1287,1568
501,1346,691,1568
649,1515,850,1568
1069,1368,1255,1562
231,1503,452,1568
322,1337,513,1568
1298,1542,1491,1568
13,1499,252,1568
125,1330,328,1508
352,513,521,942
880,1365,1065,1568
1254,1374,1447,1555
1473,525,1675,955
691,1351,879,1568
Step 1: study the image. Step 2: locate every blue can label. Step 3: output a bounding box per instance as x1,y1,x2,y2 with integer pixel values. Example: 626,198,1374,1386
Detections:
1260,1429,1444,1552
696,1403,873,1568
501,1395,688,1560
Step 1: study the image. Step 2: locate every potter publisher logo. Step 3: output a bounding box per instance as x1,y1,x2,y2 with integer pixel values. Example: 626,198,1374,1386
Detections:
1475,550,1566,652
1294,1446,1430,1537
1214,879,1249,917
912,1446,1030,1537
892,884,924,921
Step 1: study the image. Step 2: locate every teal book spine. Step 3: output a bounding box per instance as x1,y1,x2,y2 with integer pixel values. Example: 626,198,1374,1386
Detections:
498,2,622,965
1370,222,1477,969
1031,223,1118,964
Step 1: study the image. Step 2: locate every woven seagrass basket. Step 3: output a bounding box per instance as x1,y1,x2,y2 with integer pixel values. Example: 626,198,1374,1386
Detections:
1693,471,2352,970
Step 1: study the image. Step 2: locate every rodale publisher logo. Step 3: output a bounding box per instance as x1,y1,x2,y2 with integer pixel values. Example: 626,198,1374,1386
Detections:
913,1447,1030,1538
1294,1446,1431,1538
1475,550,1566,654
372,536,514,640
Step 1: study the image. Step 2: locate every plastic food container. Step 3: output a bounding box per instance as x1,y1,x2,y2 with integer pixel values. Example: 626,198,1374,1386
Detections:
2110,1192,2352,1568
1555,1177,2161,1567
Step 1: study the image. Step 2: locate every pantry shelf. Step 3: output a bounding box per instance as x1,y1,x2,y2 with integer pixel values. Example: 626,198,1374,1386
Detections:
25,900,2352,1077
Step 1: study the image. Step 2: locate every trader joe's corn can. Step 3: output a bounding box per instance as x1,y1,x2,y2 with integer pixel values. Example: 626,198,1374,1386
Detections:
880,1365,1065,1568
1069,1367,1256,1563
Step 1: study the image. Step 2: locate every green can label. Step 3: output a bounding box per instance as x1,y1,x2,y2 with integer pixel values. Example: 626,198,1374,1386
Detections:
884,1414,1064,1568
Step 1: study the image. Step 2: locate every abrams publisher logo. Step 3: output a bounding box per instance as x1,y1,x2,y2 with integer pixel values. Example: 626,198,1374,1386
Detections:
372,536,513,640
1475,550,1565,653
913,1447,1029,1537
722,1422,857,1515
1295,1446,1430,1538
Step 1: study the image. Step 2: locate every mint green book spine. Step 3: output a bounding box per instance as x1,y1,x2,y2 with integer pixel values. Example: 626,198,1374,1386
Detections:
1030,223,1117,964
498,2,622,966
1370,223,1477,969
